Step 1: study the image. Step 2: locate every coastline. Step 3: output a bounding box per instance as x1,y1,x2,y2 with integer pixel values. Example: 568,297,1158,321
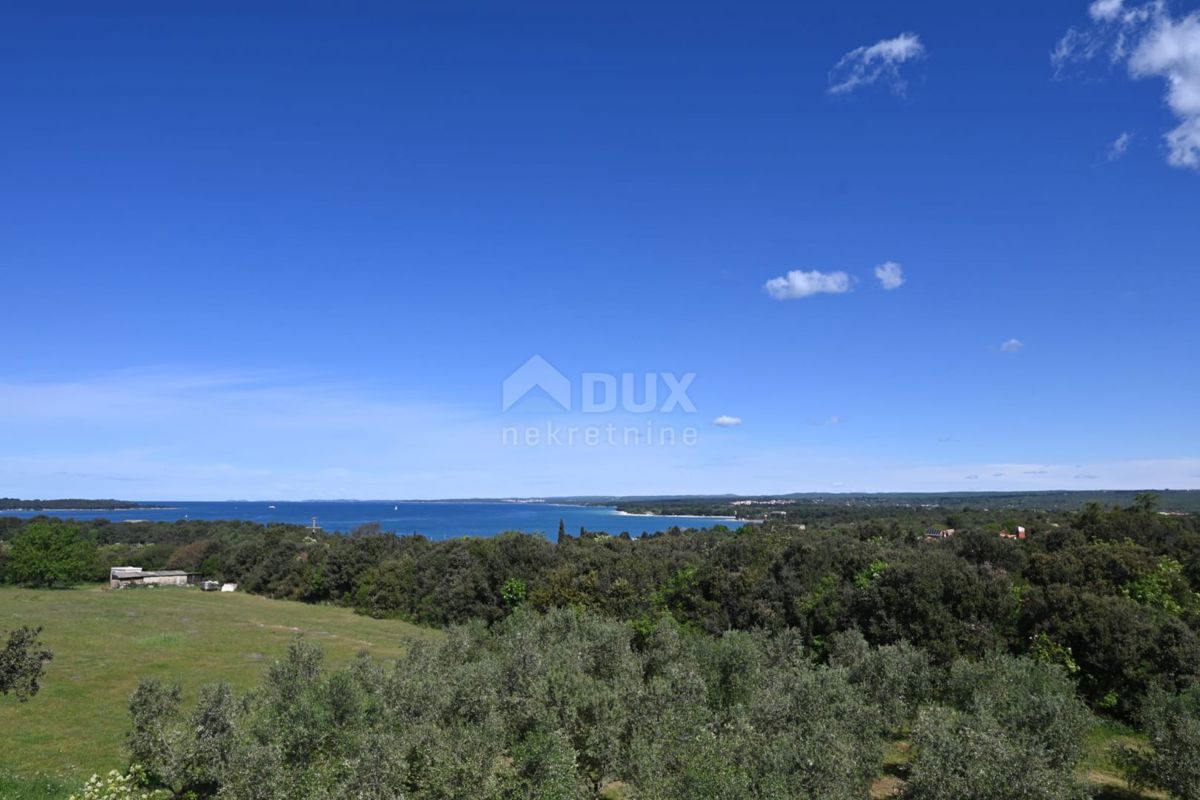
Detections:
611,509,743,522
0,501,748,537
0,506,168,513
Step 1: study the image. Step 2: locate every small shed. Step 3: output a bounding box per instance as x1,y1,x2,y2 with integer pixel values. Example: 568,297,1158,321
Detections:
109,567,198,589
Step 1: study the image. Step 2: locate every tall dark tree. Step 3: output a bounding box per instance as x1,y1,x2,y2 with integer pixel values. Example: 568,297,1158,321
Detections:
1132,492,1160,514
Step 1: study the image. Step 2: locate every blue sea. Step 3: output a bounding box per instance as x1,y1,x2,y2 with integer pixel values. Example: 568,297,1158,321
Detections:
0,501,743,540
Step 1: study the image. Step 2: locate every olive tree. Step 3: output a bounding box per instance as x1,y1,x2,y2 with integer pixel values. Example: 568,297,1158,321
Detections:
826,629,933,734
904,654,1093,800
1121,685,1200,800
0,625,53,701
121,610,892,799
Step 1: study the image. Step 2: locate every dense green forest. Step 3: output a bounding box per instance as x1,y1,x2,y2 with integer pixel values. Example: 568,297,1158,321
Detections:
4,496,1200,797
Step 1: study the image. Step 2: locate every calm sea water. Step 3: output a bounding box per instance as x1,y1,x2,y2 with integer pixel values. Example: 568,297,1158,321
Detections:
0,501,743,540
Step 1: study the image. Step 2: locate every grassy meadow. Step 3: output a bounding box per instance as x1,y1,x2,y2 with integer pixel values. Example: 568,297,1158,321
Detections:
0,585,440,796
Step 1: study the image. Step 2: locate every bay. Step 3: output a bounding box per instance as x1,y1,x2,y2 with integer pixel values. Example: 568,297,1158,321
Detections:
0,500,743,540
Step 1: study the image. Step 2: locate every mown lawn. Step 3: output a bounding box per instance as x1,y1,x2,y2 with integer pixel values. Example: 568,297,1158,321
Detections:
0,585,440,794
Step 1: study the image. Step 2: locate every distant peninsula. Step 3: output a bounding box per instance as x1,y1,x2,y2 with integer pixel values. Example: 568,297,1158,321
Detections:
0,498,151,511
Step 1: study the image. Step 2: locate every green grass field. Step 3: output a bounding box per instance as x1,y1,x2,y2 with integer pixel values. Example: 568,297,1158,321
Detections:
0,585,440,796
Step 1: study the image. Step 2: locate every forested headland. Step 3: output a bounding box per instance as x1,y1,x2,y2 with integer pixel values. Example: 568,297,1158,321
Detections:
0,498,147,511
598,489,1200,519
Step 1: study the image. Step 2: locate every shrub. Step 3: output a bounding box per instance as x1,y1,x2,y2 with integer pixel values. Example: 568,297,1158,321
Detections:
68,769,167,800
904,655,1093,800
1121,685,1200,800
0,626,53,701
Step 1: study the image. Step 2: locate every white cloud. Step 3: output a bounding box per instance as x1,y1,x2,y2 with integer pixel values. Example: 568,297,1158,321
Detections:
874,261,905,290
712,415,742,427
1053,30,1103,74
1163,117,1200,167
1109,131,1134,159
1000,338,1025,353
764,269,852,300
1130,13,1200,167
829,33,926,95
1056,2,1200,170
1090,0,1127,22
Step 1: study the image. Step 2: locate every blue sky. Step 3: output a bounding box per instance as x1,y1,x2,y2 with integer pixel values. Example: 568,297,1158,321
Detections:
2,0,1198,499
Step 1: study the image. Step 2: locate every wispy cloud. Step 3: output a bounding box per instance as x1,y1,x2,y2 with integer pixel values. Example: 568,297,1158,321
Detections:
712,415,743,427
1109,131,1135,159
1056,2,1200,170
874,261,906,290
897,459,1200,491
1000,338,1025,353
0,369,497,499
764,269,852,300
829,33,926,95
4,371,1198,499
1089,0,1128,22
